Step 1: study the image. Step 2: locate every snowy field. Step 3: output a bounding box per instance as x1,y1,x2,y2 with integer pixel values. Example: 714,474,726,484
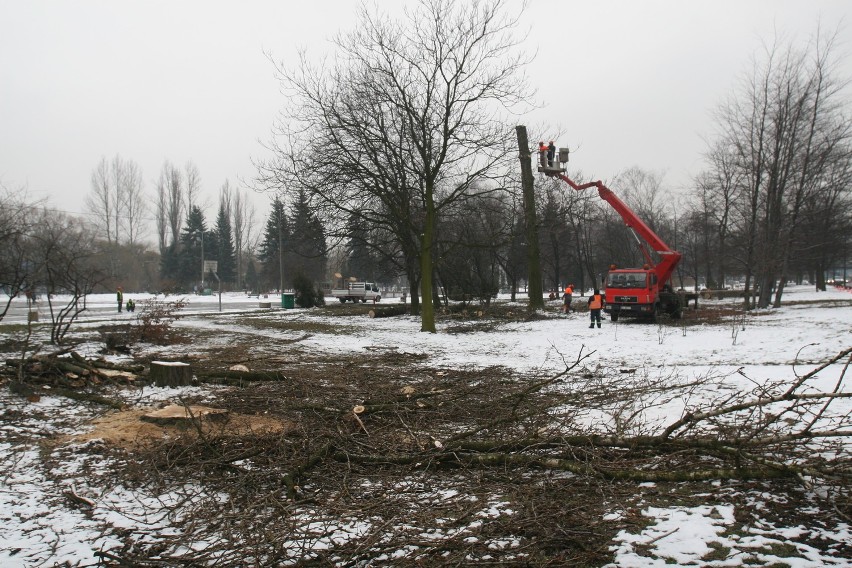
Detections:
1,285,850,566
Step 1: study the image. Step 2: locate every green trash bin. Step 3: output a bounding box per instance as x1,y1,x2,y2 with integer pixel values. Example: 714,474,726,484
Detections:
281,293,295,308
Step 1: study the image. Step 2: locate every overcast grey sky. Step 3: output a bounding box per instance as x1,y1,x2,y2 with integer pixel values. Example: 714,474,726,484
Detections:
1,0,850,230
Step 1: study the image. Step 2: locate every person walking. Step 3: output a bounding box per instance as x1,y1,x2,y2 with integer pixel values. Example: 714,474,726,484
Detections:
588,288,604,328
562,284,574,314
116,287,123,313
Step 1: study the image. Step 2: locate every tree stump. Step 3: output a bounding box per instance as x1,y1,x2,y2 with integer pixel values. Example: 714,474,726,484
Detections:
141,404,228,425
149,361,193,387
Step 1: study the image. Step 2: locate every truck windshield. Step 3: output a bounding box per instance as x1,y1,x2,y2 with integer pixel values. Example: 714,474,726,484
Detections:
607,272,647,289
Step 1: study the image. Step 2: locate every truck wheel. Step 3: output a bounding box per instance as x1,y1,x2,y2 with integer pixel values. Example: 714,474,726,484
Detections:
339,298,346,303
610,312,619,322
375,296,381,302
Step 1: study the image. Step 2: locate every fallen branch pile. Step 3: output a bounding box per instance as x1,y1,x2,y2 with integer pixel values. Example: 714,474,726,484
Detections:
92,346,851,565
4,350,143,391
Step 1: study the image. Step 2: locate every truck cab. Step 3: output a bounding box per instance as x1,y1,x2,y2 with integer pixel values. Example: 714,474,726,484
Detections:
605,268,681,322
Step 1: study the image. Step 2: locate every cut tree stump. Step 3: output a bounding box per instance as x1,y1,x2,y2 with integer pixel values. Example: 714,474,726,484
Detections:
141,404,228,425
150,361,193,387
368,305,408,318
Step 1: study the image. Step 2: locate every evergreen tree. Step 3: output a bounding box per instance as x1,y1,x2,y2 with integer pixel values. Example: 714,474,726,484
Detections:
159,241,181,289
289,188,327,285
213,202,236,286
245,259,259,293
178,206,208,289
258,196,289,290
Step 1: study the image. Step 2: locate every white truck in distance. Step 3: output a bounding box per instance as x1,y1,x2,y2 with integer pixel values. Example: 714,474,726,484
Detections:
331,282,382,303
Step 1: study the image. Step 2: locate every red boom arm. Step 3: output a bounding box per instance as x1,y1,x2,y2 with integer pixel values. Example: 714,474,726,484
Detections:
553,173,682,284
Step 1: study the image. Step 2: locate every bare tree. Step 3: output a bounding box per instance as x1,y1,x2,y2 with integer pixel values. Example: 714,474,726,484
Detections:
123,159,147,246
185,161,201,214
612,167,669,234
25,208,106,344
259,0,532,332
166,162,184,247
86,155,146,247
155,168,169,254
713,27,852,308
0,185,43,321
230,183,256,290
86,157,114,244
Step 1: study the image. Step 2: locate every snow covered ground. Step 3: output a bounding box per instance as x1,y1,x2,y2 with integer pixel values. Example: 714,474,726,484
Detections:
1,285,850,566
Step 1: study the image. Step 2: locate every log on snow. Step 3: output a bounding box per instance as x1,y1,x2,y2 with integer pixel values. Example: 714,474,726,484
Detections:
368,305,408,318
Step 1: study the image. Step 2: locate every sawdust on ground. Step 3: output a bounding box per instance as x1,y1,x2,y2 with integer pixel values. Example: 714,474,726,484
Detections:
69,407,294,449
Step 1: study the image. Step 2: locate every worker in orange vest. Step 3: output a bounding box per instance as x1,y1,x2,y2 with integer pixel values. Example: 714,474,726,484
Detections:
538,141,548,167
588,288,604,328
562,284,574,314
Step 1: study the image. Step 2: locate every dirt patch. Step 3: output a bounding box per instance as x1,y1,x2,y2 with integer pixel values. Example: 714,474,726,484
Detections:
68,407,294,449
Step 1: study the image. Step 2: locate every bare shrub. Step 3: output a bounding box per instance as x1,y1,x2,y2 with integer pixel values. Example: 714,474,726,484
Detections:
133,298,188,344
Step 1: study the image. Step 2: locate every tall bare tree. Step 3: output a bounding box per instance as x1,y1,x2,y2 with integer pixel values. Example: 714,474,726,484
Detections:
86,157,115,244
230,182,256,290
167,162,184,247
713,27,851,308
259,0,532,332
155,168,169,254
86,155,146,246
122,159,147,246
185,161,201,214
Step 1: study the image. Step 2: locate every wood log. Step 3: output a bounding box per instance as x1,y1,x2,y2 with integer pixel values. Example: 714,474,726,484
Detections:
368,305,408,318
149,361,193,387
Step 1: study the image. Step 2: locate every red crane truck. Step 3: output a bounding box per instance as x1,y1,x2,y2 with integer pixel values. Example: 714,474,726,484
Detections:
539,153,684,322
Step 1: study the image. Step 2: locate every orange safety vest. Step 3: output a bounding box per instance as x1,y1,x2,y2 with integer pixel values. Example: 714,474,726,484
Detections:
589,294,603,310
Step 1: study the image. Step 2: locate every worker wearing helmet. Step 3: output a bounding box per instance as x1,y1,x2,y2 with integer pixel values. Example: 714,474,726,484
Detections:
562,284,574,314
588,288,604,328
538,141,547,167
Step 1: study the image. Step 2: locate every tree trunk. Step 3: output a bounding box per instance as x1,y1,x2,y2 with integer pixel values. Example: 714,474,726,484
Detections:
368,305,408,318
150,361,193,387
516,125,544,312
419,185,437,333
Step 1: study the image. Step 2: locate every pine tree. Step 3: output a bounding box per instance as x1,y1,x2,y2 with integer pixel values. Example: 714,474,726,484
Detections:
289,188,327,284
178,206,208,289
258,196,289,290
213,202,236,286
245,259,260,293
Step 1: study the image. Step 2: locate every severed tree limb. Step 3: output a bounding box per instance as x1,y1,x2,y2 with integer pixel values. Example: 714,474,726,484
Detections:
331,450,796,482
194,369,290,383
281,441,334,500
660,347,852,440
444,347,594,446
